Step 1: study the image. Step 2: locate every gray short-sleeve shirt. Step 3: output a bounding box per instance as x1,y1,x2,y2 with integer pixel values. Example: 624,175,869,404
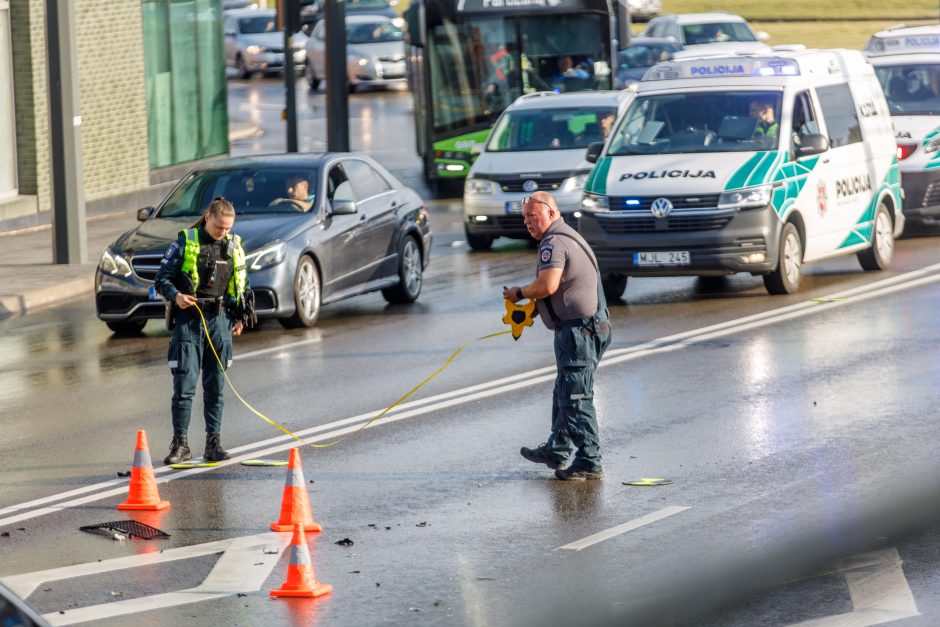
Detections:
535,220,599,330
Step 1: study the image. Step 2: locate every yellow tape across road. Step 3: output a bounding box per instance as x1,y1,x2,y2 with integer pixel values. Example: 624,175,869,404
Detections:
193,303,511,449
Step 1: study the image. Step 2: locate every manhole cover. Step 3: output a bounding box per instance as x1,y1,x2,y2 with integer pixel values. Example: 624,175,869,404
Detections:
80,520,170,540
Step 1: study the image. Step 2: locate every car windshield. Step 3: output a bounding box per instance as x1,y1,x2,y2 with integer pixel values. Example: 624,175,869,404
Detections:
617,43,677,70
348,0,390,10
682,22,756,45
875,64,940,115
347,21,403,44
158,167,320,217
608,91,782,155
239,16,277,34
487,106,618,152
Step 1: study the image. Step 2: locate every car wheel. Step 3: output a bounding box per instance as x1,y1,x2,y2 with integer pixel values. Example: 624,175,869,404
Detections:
465,227,493,251
763,222,802,295
602,273,628,300
236,54,252,79
382,236,423,304
348,81,356,94
281,256,321,328
106,320,147,335
306,61,320,90
857,202,894,271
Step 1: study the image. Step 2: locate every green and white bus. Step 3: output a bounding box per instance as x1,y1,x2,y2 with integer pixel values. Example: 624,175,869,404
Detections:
404,0,615,185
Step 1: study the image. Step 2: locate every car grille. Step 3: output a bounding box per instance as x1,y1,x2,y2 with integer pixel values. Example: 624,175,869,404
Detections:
607,194,720,211
596,214,731,234
253,289,277,313
378,54,404,62
494,176,567,193
130,254,164,282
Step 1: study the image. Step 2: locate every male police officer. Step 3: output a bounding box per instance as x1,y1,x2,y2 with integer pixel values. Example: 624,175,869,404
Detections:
503,191,612,480
154,198,254,465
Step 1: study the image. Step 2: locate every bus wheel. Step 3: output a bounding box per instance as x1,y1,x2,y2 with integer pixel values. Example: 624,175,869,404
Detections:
465,227,493,251
763,222,802,294
602,274,628,300
857,202,894,271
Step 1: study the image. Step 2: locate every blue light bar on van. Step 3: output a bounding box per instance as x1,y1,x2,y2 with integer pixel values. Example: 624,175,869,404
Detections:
644,58,801,81
866,34,940,55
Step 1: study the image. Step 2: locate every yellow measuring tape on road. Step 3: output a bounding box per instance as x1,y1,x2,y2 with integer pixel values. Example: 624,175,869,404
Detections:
192,302,531,449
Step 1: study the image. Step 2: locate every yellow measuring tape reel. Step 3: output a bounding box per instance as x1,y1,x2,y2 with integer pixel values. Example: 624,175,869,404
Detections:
189,299,528,452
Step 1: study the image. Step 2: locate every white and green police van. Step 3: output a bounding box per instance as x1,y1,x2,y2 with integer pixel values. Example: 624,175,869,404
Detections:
864,25,940,227
579,49,902,298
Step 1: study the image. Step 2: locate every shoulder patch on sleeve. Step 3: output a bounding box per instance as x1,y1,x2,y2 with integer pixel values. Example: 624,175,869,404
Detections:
540,247,553,264
164,242,179,259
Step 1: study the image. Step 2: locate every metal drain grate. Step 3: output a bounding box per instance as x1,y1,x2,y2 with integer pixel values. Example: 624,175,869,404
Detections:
80,520,171,540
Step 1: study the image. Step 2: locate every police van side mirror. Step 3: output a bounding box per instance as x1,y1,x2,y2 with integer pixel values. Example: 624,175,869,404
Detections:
796,134,829,158
137,206,155,221
331,200,358,215
585,142,604,164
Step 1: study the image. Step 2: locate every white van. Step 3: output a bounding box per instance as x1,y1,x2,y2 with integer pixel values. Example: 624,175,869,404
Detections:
463,91,631,251
578,49,902,298
864,25,940,227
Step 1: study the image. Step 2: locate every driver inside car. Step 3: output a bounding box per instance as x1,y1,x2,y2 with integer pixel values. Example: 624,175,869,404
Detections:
270,175,314,211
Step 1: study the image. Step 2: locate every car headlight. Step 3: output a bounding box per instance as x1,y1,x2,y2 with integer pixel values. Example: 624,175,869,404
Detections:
98,248,133,278
348,53,368,67
925,135,940,154
561,173,590,192
581,192,609,212
392,16,405,29
246,45,266,55
464,178,496,195
717,184,772,210
244,241,286,271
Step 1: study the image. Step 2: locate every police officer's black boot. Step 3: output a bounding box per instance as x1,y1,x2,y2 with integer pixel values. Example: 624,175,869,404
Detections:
163,436,191,465
204,433,231,462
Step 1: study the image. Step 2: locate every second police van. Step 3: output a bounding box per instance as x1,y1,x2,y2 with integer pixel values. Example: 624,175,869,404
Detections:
578,49,902,298
864,25,940,227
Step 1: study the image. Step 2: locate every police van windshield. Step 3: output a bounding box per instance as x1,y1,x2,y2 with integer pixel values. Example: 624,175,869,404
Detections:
159,168,320,217
875,64,940,115
607,91,782,155
487,106,617,152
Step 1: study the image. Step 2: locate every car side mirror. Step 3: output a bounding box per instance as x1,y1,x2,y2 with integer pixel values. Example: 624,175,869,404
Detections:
756,31,770,42
225,29,237,37
585,142,604,164
796,133,829,158
137,206,155,221
331,200,357,215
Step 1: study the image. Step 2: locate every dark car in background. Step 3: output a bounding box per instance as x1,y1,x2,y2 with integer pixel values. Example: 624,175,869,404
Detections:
614,37,681,88
95,154,432,333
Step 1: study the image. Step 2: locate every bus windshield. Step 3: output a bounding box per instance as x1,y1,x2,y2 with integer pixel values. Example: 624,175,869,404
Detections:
608,91,782,155
875,64,940,115
427,14,610,136
487,107,617,152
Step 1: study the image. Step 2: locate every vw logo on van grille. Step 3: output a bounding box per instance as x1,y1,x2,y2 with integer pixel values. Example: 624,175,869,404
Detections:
522,180,539,193
650,197,674,218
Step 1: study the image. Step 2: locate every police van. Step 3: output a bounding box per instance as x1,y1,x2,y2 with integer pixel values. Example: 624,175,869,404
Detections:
463,90,632,250
578,49,902,298
864,25,940,227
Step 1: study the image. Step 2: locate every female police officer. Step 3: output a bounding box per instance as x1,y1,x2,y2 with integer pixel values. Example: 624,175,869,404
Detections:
154,197,255,465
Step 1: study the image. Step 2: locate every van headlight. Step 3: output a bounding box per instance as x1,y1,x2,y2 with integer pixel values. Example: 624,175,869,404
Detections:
581,192,609,212
464,178,496,195
98,248,133,278
245,241,286,271
718,184,772,210
925,136,940,154
561,173,590,192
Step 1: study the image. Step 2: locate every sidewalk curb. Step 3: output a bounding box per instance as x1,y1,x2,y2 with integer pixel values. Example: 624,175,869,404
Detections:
0,274,94,318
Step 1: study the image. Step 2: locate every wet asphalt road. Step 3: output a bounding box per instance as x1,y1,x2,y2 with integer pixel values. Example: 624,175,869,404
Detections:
5,79,940,625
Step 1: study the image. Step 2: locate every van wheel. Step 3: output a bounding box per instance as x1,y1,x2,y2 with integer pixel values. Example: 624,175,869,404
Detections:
465,227,493,251
857,202,894,271
763,222,802,295
602,274,628,300
280,256,321,328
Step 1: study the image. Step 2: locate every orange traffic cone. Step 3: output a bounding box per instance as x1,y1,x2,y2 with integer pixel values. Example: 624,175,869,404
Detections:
271,448,321,532
271,523,333,598
118,430,170,511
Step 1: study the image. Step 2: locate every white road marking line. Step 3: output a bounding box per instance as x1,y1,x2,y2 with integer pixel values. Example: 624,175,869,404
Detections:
788,548,919,626
0,533,289,626
234,335,322,360
556,506,691,551
5,265,940,526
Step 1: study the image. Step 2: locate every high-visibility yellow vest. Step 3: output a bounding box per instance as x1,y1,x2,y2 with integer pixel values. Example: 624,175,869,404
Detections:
179,228,247,304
